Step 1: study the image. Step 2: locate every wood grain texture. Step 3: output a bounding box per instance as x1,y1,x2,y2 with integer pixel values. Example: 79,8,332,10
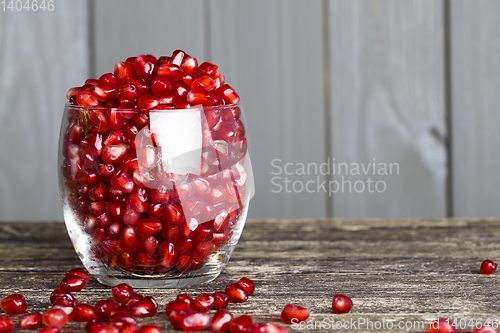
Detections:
0,1,89,221
93,0,206,77
209,0,328,219
328,0,448,218
450,1,500,217
1,219,500,333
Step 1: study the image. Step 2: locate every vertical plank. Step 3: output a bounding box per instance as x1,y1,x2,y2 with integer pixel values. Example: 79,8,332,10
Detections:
210,0,327,219
0,1,89,221
329,0,447,218
451,1,500,217
93,0,206,76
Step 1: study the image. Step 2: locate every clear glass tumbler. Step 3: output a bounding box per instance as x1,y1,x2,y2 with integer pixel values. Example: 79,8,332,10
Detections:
58,103,254,288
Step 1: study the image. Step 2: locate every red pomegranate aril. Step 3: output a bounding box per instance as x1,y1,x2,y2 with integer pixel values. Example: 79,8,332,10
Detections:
212,292,229,310
123,203,140,226
192,76,216,92
176,255,193,273
106,202,124,220
77,89,99,107
225,283,248,303
50,289,74,305
280,304,309,325
264,323,289,333
102,144,128,163
89,183,108,202
166,203,184,226
134,55,156,81
181,55,198,74
136,219,162,237
114,62,135,81
151,77,172,97
89,110,109,128
173,81,190,101
175,294,194,307
150,186,170,204
218,84,240,104
187,88,214,106
229,315,253,333
94,83,118,102
109,110,126,130
109,312,136,327
60,274,87,293
85,319,104,333
192,293,214,312
102,236,121,257
104,130,125,146
137,236,159,256
66,267,90,284
95,300,120,322
133,252,156,273
193,241,215,262
129,188,148,213
111,284,134,303
165,301,191,318
157,64,183,80
197,62,218,77
99,163,117,180
108,221,125,238
0,315,14,333
19,312,42,329
72,304,96,322
332,294,353,314
147,203,166,220
121,293,143,309
97,211,112,227
236,277,255,296
170,50,185,65
177,237,195,256
138,95,160,109
42,309,69,329
108,186,127,202
111,171,135,193
426,318,457,333
213,73,225,89
250,324,266,333
118,82,139,101
132,296,157,318
138,325,161,333
1,293,27,315
180,312,211,332
210,309,233,332
480,259,497,275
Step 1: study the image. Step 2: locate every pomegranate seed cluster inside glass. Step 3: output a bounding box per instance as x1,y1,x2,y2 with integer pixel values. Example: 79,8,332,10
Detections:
58,50,254,288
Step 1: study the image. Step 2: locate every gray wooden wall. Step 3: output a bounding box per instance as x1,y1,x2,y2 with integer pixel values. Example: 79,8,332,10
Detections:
0,0,498,221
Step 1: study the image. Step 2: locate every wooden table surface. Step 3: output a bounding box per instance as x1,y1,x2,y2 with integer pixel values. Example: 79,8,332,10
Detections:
1,219,500,332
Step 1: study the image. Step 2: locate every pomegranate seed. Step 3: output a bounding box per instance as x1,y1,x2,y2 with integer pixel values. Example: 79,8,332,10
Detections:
181,312,211,332
250,324,266,333
18,312,42,329
280,304,309,325
50,289,75,305
106,202,124,220
0,315,14,333
168,310,188,330
210,309,233,332
111,170,135,193
213,73,225,89
236,277,255,296
480,259,497,275
212,292,229,309
60,275,87,292
426,318,457,333
77,89,98,107
112,283,134,303
114,62,135,81
52,294,77,311
94,83,118,102
123,203,140,226
129,188,148,213
42,309,69,329
218,84,240,104
225,283,248,303
66,268,90,284
72,304,96,322
134,55,156,80
158,241,177,269
332,294,353,314
173,81,189,101
136,218,162,237
132,296,157,318
137,236,159,256
109,313,137,329
192,293,214,312
181,55,198,74
192,76,216,92
92,324,119,333
264,323,289,333
95,299,120,322
0,293,27,314
197,62,218,77
175,294,194,307
138,325,161,333
157,64,183,80
151,77,172,97
102,143,128,163
85,319,104,332
229,315,253,333
138,95,160,109
187,88,214,106
117,323,138,333
38,327,61,333
121,293,143,309
165,301,191,318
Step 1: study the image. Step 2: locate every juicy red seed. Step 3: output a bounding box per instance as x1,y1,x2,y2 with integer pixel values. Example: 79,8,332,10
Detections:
95,299,120,322
229,315,253,333
181,56,198,74
103,130,125,146
213,73,225,89
151,77,172,97
120,226,139,252
210,308,233,332
102,143,128,163
49,289,75,305
280,304,309,325
121,293,143,309
129,188,148,213
111,283,134,303
225,283,248,303
19,312,42,329
265,323,289,333
89,183,108,202
0,315,14,333
109,313,137,327
218,84,240,104
181,312,211,332
94,83,118,102
176,237,195,256
192,76,216,92
59,275,87,292
85,318,104,333
138,325,161,333
138,95,160,109
212,292,229,309
53,294,77,308
197,62,218,77
118,323,138,333
111,171,135,193
332,294,353,314
71,304,96,322
38,327,61,333
173,81,190,101
250,323,267,333
76,89,98,107
42,309,69,329
0,293,27,315
136,218,162,237
66,268,90,284
480,259,497,275
165,300,191,318
187,88,214,106
175,294,194,307
426,318,457,333
166,203,184,226
137,236,159,256
134,55,156,80
236,277,255,296
106,202,124,220
192,293,214,312
157,64,183,80
132,296,157,318
114,62,134,81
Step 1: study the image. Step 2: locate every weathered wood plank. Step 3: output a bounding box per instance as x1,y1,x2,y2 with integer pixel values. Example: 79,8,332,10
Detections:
209,1,327,219
1,219,499,332
450,1,500,217
93,0,206,77
328,0,447,218
0,1,89,221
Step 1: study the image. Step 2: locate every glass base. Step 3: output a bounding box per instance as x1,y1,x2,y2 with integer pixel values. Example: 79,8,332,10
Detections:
96,271,221,288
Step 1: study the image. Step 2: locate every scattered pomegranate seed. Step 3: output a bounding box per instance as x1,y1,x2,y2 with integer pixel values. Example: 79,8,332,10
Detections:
480,259,497,275
118,323,138,333
38,327,61,333
50,289,75,305
138,325,161,333
65,268,91,284
229,315,253,333
210,308,233,332
0,293,28,315
19,312,42,329
60,274,87,292
121,293,143,310
112,283,134,303
332,294,353,314
181,312,211,332
71,303,96,322
264,323,289,333
95,299,120,322
426,318,457,333
0,315,14,333
225,283,248,303
175,294,194,307
280,304,309,325
236,277,255,296
250,323,267,333
42,308,69,329
192,293,214,312
212,292,229,309
132,296,158,318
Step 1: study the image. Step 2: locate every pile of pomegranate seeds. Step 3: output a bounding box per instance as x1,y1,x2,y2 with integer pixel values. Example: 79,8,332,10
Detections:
479,259,497,275
62,49,249,276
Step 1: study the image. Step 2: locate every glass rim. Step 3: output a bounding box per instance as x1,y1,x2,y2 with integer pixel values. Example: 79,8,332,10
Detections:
65,102,241,113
